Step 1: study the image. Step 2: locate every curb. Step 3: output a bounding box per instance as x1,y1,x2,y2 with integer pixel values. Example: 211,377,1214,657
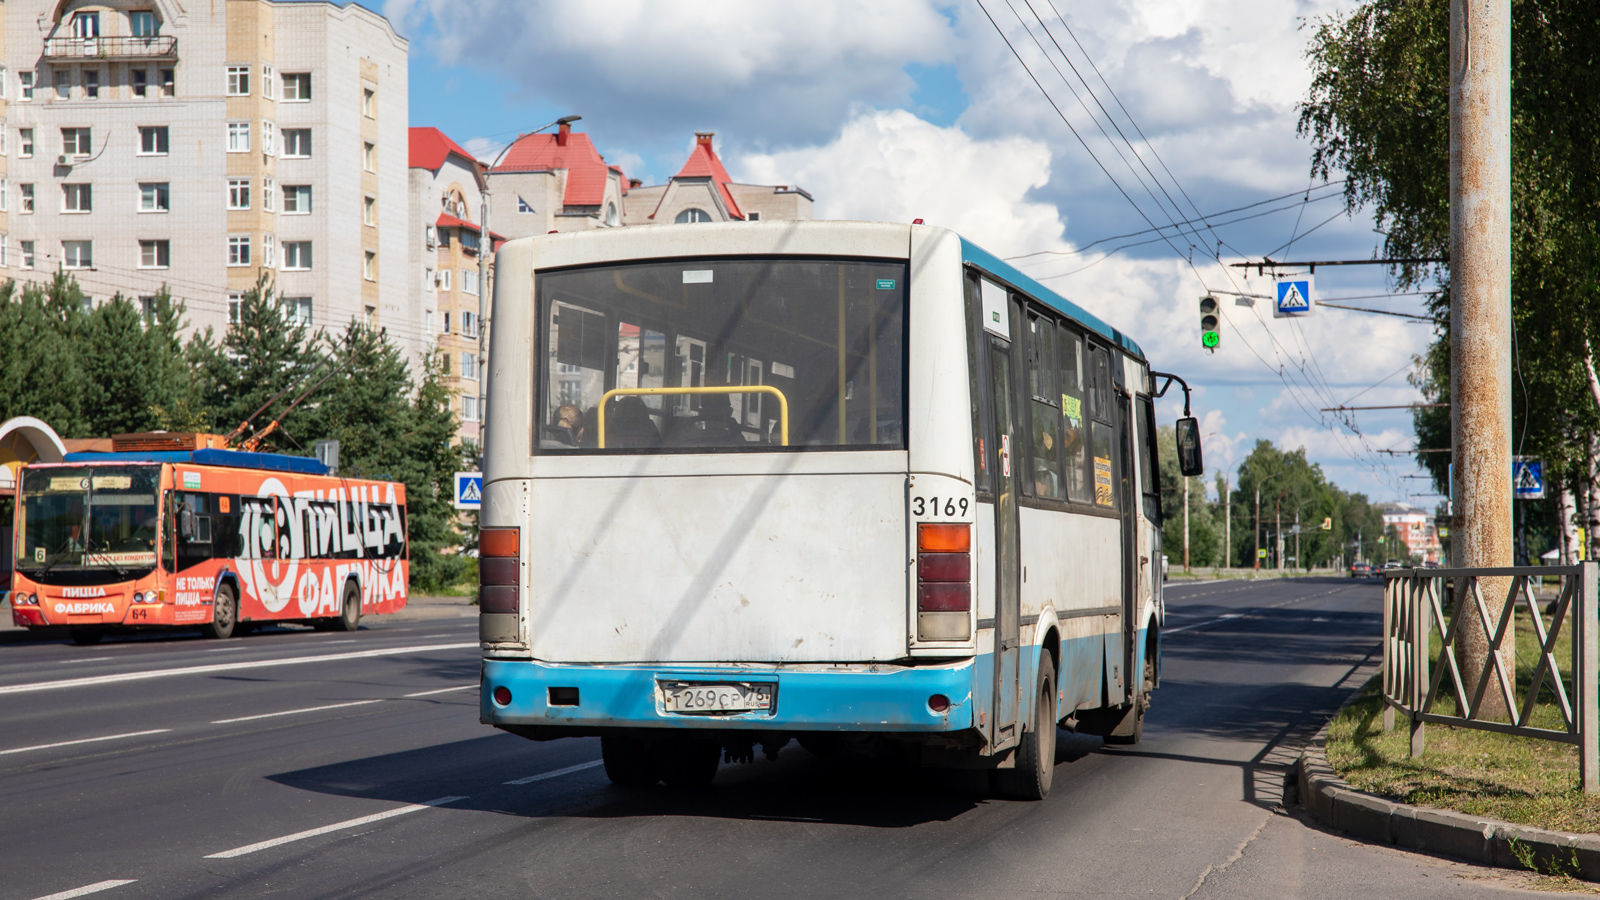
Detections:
1296,729,1600,880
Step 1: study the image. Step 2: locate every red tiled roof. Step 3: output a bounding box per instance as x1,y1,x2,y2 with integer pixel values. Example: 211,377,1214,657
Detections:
494,126,620,209
436,213,503,242
663,133,743,220
409,126,477,170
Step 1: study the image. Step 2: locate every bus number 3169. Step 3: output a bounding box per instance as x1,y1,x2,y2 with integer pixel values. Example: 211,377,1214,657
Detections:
912,496,969,518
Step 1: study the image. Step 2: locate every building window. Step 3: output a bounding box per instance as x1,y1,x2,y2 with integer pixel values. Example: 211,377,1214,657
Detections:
517,195,534,214
424,267,435,291
1,237,9,268
130,11,159,37
461,229,481,255
226,65,250,96
63,241,92,269
462,311,478,337
62,183,92,213
139,182,168,212
442,312,451,334
463,269,479,296
138,296,155,322
462,352,477,380
283,241,312,270
261,120,275,156
362,88,375,117
285,296,312,325
282,72,311,102
20,184,34,214
424,309,433,333
83,69,100,99
18,129,30,158
0,180,7,212
363,195,376,226
437,268,451,291
227,290,243,323
227,178,250,210
139,239,169,269
605,202,619,226
262,233,275,268
362,142,375,173
62,127,91,156
675,208,711,223
263,177,275,212
138,125,168,155
262,65,275,100
437,228,451,250
20,71,32,101
131,68,147,97
283,184,311,213
363,250,376,281
282,129,311,158
54,69,70,100
227,235,250,266
72,11,100,38
425,225,436,248
227,122,250,153
748,211,762,221
159,68,174,97
462,395,478,422
20,240,34,269
0,121,7,156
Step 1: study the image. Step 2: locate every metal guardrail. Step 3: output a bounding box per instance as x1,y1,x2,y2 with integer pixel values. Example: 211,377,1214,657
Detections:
43,36,178,60
1381,563,1600,793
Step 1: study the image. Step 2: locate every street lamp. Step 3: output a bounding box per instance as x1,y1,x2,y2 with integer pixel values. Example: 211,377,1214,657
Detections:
475,114,581,465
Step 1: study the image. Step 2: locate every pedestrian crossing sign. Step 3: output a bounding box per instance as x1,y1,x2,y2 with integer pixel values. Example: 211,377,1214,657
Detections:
1274,274,1314,318
454,472,483,510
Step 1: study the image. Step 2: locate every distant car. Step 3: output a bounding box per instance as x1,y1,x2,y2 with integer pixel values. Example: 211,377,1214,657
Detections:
1350,562,1371,578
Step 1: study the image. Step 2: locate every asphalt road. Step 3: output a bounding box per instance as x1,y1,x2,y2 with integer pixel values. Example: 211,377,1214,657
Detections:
0,578,1571,899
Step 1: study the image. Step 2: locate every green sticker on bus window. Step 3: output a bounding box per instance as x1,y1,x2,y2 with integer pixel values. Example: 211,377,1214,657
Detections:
876,279,896,290
1062,395,1082,419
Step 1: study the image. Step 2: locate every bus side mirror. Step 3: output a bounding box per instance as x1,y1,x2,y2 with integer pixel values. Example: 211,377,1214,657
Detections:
179,507,194,540
1175,417,1204,477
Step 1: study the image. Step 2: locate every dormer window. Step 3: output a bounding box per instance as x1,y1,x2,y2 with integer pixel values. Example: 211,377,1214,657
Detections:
71,12,100,39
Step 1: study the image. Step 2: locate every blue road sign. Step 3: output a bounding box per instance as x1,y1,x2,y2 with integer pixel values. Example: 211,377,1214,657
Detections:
1513,458,1544,500
454,471,483,510
1274,275,1314,318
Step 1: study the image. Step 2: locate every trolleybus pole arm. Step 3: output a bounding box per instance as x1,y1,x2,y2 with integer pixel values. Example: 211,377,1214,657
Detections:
1149,370,1194,417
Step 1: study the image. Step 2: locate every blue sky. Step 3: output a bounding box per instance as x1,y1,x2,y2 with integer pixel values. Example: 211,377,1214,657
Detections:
388,0,1437,506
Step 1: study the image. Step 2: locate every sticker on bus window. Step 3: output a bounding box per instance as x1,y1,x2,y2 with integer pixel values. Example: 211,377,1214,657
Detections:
1000,434,1012,478
218,495,230,514
50,476,89,491
1094,456,1114,506
771,361,795,379
1062,395,1082,421
876,279,896,289
683,270,713,284
92,475,132,490
183,471,201,489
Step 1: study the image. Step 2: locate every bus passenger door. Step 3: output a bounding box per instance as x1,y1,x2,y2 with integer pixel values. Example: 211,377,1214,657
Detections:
1116,381,1138,706
983,334,1022,751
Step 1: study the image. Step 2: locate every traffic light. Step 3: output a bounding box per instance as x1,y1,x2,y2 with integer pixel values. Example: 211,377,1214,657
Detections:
1199,295,1220,349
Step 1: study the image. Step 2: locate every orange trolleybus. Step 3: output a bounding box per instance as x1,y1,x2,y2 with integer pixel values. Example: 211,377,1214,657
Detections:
8,433,408,644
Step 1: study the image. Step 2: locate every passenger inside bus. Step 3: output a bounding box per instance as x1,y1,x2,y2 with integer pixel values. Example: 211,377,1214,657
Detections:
605,396,661,448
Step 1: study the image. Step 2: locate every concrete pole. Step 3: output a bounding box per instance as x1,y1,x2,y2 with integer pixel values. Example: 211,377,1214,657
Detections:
1183,475,1190,572
1224,476,1231,570
1254,487,1261,571
1449,0,1513,719
1276,497,1283,571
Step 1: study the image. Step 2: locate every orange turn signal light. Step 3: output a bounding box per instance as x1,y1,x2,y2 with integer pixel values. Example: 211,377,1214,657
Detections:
481,527,520,559
917,522,970,553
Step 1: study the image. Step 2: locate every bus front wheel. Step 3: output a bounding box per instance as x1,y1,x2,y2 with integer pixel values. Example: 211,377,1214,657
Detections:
601,735,660,787
335,582,362,632
994,654,1056,800
203,585,237,640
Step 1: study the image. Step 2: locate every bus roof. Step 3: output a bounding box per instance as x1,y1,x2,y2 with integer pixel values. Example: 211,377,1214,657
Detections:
959,237,1146,361
61,447,330,475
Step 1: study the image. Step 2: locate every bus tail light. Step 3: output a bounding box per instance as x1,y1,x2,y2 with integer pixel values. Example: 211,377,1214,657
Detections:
479,527,520,616
916,523,971,641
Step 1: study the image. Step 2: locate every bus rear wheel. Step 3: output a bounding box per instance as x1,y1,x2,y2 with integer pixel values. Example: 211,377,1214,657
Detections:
203,585,237,640
993,654,1056,800
601,735,660,787
656,738,720,788
1103,653,1154,746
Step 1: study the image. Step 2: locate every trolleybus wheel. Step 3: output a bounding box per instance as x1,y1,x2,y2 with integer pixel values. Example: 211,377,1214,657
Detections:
1103,653,1153,746
601,735,660,787
69,627,104,646
203,585,237,640
656,738,720,788
994,654,1056,800
335,581,362,632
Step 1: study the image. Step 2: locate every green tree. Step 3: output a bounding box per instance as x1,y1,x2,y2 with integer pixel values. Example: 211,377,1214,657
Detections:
80,290,192,437
189,274,322,449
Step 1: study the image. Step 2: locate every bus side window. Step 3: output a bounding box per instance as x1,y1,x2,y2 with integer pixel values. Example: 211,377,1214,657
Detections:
1026,313,1064,500
1058,330,1088,502
213,496,243,557
1137,396,1161,523
964,271,990,495
1087,344,1117,509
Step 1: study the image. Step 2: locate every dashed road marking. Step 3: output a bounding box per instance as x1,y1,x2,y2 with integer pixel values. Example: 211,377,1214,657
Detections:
1166,613,1242,635
504,760,603,785
26,879,137,900
204,796,467,858
212,699,385,725
403,685,475,698
1,729,171,756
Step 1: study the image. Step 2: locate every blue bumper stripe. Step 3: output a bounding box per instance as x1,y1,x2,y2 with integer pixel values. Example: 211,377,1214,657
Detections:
482,658,978,733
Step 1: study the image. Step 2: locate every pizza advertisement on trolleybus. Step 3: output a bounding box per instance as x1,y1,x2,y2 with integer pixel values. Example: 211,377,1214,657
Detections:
478,221,1203,799
8,434,408,644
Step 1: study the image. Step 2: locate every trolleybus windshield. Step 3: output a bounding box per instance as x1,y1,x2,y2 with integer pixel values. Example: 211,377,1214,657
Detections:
15,465,161,582
537,257,907,452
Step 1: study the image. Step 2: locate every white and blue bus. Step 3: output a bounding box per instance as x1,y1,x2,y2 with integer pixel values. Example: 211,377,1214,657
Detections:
479,221,1202,799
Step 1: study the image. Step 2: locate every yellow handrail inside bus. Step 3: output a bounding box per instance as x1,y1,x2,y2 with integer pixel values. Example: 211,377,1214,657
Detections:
597,386,789,448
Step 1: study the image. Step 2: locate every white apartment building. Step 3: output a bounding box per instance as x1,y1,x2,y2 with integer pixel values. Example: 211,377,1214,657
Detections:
0,0,415,359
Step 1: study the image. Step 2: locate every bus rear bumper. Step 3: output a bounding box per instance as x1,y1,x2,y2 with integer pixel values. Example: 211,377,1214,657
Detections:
481,657,977,735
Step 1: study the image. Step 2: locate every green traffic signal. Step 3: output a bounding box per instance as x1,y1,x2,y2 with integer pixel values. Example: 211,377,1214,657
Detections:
1202,330,1220,348
1199,295,1220,349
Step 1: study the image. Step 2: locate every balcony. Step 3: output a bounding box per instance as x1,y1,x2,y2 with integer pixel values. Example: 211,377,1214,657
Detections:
43,35,177,61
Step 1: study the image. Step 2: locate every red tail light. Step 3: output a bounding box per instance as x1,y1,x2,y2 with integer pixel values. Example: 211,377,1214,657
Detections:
916,524,970,613
479,527,520,615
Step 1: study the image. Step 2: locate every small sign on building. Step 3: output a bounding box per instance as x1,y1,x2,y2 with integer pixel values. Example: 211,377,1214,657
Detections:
454,471,483,510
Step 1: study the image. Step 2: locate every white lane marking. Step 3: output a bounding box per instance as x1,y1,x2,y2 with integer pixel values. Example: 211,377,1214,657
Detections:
27,880,137,900
1165,613,1242,635
504,760,602,785
403,685,475,698
0,642,478,696
315,639,358,645
1,729,171,756
57,657,113,664
205,646,246,653
212,699,385,725
204,796,466,858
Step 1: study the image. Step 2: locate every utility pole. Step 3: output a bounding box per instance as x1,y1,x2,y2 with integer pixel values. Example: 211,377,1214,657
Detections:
1276,496,1283,571
1183,474,1190,572
1295,508,1301,572
1254,486,1261,571
1449,0,1512,718
1222,474,1231,571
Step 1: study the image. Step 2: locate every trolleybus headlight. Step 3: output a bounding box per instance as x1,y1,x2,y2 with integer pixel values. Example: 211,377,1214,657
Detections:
132,592,145,604
15,593,33,606
492,686,512,706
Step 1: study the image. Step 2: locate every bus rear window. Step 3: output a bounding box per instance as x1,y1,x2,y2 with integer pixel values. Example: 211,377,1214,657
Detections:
536,258,906,452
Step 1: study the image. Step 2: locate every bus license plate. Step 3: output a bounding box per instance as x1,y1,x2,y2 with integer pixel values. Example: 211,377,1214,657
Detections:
662,682,773,714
